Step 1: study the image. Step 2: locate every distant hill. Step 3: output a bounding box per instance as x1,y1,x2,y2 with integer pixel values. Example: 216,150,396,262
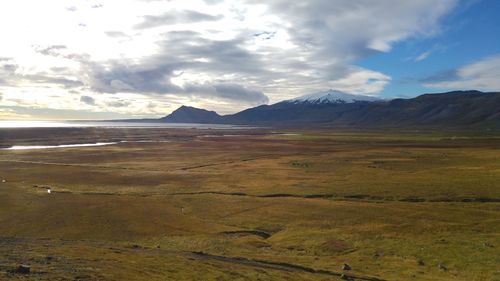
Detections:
159,90,500,128
160,105,222,124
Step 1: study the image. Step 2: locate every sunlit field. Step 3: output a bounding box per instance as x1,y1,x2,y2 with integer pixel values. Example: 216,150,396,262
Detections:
0,127,498,281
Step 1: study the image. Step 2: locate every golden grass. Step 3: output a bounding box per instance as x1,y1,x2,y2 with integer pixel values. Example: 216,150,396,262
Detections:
0,128,499,280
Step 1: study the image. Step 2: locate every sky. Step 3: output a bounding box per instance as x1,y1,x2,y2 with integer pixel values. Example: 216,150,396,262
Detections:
0,0,499,120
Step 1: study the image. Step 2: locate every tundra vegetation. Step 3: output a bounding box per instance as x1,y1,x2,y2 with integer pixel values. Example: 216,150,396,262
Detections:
0,127,499,280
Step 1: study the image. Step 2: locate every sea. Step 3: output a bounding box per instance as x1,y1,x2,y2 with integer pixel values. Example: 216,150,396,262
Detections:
0,120,251,129
0,120,259,150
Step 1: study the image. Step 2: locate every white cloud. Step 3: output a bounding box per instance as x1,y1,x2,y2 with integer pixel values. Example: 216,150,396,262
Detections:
0,108,31,119
0,0,457,118
424,55,500,91
415,51,431,62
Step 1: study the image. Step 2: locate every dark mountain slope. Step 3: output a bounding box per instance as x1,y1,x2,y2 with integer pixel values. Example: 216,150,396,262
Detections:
222,91,500,128
336,91,500,127
160,106,223,123
160,91,500,128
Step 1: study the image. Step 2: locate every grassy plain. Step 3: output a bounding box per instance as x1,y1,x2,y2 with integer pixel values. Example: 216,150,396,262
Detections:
0,127,499,280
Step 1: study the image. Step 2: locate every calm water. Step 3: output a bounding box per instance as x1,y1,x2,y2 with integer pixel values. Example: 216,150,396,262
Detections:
3,142,119,150
0,120,250,129
0,121,258,150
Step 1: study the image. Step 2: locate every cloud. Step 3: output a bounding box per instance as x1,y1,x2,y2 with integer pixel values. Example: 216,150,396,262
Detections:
0,57,82,89
79,32,269,105
252,0,457,58
2,63,18,73
104,31,128,38
213,84,268,104
0,0,459,118
415,51,431,62
80,95,96,105
0,59,19,85
86,61,181,94
25,75,83,88
0,105,137,120
184,83,269,104
203,0,224,4
410,44,452,62
35,45,90,61
106,100,131,107
135,10,223,29
84,56,268,105
0,107,32,119
423,55,500,91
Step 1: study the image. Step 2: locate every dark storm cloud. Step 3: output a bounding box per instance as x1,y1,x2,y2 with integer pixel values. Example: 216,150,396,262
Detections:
80,95,96,105
135,10,223,29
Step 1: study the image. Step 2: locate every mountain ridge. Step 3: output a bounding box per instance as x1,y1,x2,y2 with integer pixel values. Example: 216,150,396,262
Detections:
284,89,381,104
160,105,222,123
159,90,500,128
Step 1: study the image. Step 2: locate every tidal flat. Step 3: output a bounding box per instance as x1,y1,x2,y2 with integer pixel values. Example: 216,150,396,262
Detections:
0,127,499,280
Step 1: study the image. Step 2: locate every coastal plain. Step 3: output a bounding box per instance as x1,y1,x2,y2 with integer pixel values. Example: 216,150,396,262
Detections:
0,127,499,281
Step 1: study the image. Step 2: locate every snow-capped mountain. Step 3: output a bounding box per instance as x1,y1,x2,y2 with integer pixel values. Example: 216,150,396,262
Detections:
286,90,380,104
157,90,500,128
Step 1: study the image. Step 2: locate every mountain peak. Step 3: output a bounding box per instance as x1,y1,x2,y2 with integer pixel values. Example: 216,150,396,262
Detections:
286,89,381,104
160,106,222,123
